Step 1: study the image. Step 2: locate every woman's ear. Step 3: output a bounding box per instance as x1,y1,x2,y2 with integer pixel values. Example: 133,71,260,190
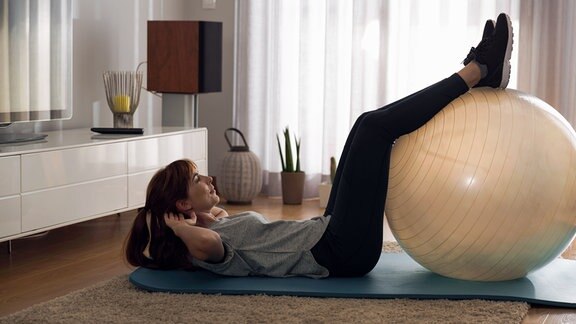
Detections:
175,199,192,213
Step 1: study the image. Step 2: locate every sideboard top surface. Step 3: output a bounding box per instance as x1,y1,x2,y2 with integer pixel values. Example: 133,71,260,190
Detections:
0,127,207,157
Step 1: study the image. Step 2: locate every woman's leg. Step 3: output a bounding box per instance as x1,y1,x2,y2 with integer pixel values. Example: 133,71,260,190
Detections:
312,73,470,276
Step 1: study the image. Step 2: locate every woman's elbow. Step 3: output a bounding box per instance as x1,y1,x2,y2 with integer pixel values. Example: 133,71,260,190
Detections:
196,232,224,263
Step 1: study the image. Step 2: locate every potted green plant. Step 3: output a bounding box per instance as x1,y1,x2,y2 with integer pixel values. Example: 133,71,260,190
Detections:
319,156,337,208
277,127,305,204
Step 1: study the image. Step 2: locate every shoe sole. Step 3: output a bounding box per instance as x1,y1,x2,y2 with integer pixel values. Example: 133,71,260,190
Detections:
499,14,513,89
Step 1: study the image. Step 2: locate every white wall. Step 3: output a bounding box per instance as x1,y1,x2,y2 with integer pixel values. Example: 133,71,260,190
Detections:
10,0,235,178
183,0,236,181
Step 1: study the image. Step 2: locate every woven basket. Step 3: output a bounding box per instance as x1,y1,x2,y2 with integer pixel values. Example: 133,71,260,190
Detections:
219,128,262,204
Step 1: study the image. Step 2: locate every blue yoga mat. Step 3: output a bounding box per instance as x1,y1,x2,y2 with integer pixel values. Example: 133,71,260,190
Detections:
130,253,576,308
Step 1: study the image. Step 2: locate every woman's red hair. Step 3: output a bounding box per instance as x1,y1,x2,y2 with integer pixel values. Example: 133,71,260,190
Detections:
124,159,198,269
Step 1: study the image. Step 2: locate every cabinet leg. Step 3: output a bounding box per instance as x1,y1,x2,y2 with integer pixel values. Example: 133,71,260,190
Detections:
7,240,12,254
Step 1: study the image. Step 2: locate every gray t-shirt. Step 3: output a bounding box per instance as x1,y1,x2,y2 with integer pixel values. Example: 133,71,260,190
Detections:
191,211,331,278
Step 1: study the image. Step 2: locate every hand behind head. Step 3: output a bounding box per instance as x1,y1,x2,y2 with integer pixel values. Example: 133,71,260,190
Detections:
164,212,196,229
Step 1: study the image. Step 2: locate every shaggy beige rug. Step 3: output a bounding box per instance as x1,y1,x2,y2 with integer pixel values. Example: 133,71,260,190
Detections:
0,243,530,323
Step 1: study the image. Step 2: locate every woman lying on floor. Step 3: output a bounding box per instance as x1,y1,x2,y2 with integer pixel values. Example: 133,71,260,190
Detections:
125,13,513,278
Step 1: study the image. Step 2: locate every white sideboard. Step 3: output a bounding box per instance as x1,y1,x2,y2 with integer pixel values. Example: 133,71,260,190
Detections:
0,127,208,242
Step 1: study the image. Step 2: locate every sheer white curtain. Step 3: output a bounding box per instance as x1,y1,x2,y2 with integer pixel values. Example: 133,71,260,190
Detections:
234,0,519,198
517,0,576,126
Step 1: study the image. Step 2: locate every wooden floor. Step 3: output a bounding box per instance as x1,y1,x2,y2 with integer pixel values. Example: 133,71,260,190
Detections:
0,196,575,323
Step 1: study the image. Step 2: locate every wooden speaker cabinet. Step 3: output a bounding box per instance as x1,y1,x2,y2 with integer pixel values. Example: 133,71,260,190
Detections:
147,21,222,94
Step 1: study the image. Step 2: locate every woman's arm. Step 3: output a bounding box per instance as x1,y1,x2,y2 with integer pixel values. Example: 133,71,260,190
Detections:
164,213,225,263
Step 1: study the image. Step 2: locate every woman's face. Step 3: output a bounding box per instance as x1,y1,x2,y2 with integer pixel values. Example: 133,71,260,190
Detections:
183,169,220,212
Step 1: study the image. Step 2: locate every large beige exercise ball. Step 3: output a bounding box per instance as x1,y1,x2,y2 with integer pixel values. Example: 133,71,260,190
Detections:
386,88,576,281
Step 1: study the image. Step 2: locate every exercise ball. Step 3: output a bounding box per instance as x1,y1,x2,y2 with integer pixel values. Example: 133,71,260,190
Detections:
386,88,576,281
220,128,262,204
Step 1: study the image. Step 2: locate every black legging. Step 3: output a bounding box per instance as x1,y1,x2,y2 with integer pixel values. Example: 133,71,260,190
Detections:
310,73,470,276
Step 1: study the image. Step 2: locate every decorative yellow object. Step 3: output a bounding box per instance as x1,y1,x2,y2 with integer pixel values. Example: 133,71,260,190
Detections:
113,95,131,113
103,71,143,128
386,88,576,281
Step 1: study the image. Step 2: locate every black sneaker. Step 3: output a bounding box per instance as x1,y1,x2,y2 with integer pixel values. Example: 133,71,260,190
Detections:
463,20,495,66
463,13,513,89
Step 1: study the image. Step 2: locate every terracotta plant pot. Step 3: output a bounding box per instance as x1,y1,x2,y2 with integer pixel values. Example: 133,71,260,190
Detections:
281,172,305,205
